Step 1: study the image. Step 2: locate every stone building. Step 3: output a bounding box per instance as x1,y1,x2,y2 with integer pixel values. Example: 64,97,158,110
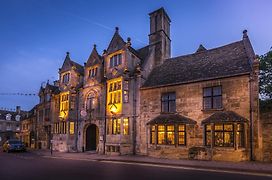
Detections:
37,82,60,149
0,106,23,145
33,7,263,161
20,106,37,148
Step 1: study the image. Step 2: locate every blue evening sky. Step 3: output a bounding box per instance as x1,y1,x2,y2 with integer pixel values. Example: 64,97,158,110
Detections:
0,0,271,111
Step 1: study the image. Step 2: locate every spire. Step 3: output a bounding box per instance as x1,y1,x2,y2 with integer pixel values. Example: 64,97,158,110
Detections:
85,44,102,67
243,29,248,39
107,26,126,54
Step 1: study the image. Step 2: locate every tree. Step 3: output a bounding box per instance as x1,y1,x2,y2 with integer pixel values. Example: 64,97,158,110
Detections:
259,48,272,112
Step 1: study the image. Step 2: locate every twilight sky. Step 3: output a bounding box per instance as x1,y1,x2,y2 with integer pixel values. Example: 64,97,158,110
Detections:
0,0,271,111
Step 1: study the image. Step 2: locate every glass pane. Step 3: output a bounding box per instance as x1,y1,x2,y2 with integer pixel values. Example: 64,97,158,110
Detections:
167,131,175,145
213,86,222,96
169,101,176,112
158,131,165,144
224,124,233,131
213,96,222,109
214,132,224,147
158,125,165,132
117,81,122,90
123,118,129,135
215,124,223,131
237,131,245,147
151,125,155,131
224,132,234,147
178,132,185,145
237,123,243,131
178,125,185,131
167,125,174,131
117,119,121,134
162,102,168,112
161,94,168,101
169,93,176,100
151,132,155,144
206,132,211,146
206,124,211,131
204,87,212,97
203,97,212,109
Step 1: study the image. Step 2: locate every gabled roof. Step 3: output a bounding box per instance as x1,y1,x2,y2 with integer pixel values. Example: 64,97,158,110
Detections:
107,27,126,54
137,45,150,67
143,39,252,88
147,113,197,125
59,52,84,75
201,111,248,124
85,45,102,67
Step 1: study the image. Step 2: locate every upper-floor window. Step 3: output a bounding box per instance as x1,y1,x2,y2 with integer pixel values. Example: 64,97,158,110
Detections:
161,92,176,113
110,54,122,68
46,94,51,102
203,86,222,110
60,93,69,111
15,115,20,121
6,114,11,121
62,73,70,84
89,67,98,78
108,80,122,104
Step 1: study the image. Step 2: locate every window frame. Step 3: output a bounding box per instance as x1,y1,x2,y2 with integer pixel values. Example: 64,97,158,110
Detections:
109,54,122,68
214,123,234,147
203,86,222,110
161,92,176,113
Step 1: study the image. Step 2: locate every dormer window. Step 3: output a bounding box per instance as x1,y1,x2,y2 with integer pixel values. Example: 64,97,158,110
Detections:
6,114,11,121
110,54,122,68
15,115,20,121
62,73,70,83
89,67,98,78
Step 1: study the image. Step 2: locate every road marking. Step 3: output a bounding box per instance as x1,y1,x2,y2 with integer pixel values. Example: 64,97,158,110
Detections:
100,160,272,178
41,155,272,178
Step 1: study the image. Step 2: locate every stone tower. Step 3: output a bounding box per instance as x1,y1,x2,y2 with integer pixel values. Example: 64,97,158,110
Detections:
149,7,171,66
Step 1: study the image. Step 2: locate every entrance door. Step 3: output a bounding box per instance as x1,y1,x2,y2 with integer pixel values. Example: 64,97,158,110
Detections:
85,124,98,151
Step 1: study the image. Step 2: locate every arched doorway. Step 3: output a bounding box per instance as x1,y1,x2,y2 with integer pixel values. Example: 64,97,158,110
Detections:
85,124,98,151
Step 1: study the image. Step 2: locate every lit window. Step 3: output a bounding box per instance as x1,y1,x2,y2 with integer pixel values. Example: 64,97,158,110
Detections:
205,124,212,146
123,118,129,135
157,125,165,144
214,124,234,147
161,92,176,113
178,125,186,145
110,54,122,68
203,86,222,109
150,125,155,144
60,92,69,118
166,125,175,145
112,118,121,135
69,122,75,135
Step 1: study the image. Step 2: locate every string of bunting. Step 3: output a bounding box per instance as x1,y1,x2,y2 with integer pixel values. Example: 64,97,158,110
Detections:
0,93,37,96
0,107,17,112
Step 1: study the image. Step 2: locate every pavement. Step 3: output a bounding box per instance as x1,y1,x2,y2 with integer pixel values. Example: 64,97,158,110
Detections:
28,149,272,176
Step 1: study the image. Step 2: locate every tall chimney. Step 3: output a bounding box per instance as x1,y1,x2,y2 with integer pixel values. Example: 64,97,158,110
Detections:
16,106,21,114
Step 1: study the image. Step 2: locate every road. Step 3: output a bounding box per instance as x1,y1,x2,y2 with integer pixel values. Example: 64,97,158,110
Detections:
0,151,271,180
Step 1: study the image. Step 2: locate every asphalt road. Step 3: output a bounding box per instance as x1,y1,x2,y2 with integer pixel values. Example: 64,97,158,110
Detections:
0,151,271,180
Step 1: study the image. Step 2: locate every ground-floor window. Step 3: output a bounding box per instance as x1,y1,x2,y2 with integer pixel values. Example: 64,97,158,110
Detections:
53,122,67,134
204,123,245,148
112,118,121,135
69,122,75,135
150,124,187,146
107,118,129,135
123,118,129,135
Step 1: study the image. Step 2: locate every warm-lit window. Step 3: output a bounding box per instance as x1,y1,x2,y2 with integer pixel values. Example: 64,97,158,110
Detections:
214,124,234,147
112,118,121,135
110,54,122,68
60,92,69,118
89,67,98,78
62,73,70,83
203,86,222,109
237,123,245,147
108,80,122,104
166,125,175,145
150,125,155,144
205,124,212,146
178,125,186,145
69,122,75,135
157,125,165,144
161,92,176,113
123,118,129,135
151,124,187,146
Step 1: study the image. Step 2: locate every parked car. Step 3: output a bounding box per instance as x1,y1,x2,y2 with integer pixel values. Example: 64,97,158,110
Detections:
2,139,26,153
